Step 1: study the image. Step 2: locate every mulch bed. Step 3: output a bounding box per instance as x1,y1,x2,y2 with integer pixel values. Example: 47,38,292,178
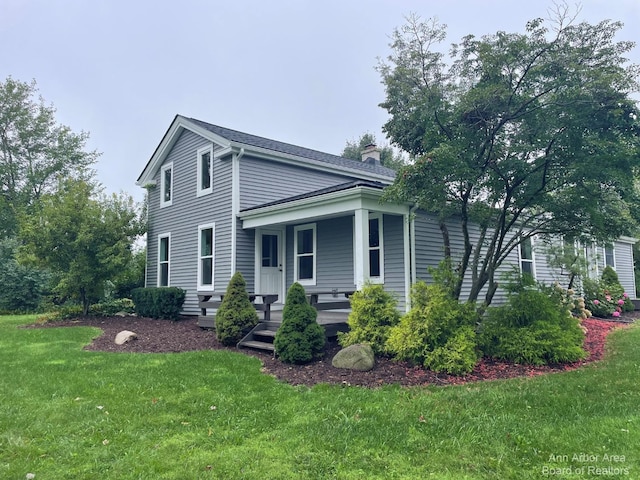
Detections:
31,312,637,389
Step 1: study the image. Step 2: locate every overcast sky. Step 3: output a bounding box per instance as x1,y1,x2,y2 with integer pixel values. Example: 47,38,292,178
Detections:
2,0,639,203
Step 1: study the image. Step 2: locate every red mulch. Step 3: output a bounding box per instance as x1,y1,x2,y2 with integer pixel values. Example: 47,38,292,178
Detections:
31,313,635,389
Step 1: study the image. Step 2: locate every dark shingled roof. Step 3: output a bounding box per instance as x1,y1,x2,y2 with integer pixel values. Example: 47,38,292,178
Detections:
240,180,387,212
187,117,397,179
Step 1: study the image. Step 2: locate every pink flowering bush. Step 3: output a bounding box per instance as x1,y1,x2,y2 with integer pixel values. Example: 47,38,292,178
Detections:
583,266,634,318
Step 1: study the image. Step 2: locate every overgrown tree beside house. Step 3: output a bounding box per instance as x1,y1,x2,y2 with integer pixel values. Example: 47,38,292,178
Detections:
19,179,143,314
379,8,640,308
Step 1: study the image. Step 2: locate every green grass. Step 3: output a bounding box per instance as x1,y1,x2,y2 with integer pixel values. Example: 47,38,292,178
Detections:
1,315,639,479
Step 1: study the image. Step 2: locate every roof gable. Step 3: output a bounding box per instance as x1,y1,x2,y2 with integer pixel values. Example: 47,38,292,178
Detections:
137,115,397,186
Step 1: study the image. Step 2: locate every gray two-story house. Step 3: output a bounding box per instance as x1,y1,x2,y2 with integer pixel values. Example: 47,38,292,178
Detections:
137,115,637,316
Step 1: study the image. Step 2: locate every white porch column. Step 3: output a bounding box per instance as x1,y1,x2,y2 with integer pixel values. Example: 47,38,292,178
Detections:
354,208,369,289
403,212,411,312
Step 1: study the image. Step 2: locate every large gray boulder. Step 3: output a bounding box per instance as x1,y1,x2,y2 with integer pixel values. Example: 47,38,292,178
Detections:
332,344,375,371
115,330,137,345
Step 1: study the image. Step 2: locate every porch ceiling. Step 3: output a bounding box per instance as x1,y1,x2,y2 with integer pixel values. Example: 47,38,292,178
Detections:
239,184,409,229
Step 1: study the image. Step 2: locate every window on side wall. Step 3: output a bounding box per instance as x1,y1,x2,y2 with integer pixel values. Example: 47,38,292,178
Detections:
519,236,535,279
604,244,615,269
198,224,215,289
197,146,213,196
294,224,316,286
158,234,171,286
368,213,384,283
160,163,173,207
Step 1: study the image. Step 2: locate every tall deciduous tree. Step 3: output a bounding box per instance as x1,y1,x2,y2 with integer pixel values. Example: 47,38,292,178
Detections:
19,179,143,314
380,8,640,307
341,133,406,170
0,77,97,237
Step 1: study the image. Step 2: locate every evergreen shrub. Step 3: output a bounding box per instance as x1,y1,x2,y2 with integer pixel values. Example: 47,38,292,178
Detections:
479,281,586,365
386,279,479,375
274,283,325,364
131,287,186,320
338,283,400,354
215,272,259,346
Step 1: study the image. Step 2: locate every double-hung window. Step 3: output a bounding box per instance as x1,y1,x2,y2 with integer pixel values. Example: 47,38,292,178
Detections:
198,224,215,289
197,146,213,196
604,244,615,269
294,224,316,285
519,236,535,278
158,234,171,286
160,162,173,207
368,213,384,282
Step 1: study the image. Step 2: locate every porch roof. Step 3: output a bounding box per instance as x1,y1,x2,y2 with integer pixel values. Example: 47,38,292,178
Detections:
238,180,409,229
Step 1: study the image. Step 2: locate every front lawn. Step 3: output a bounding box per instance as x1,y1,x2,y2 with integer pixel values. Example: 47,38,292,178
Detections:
1,315,638,479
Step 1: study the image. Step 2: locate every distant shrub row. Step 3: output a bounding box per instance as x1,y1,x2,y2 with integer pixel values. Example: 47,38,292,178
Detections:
131,287,186,321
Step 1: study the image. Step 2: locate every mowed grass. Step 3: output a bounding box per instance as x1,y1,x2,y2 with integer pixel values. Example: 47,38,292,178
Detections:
1,316,639,479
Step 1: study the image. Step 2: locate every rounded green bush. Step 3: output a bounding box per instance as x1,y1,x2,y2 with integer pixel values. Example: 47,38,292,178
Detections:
339,283,400,354
215,272,259,346
274,283,325,364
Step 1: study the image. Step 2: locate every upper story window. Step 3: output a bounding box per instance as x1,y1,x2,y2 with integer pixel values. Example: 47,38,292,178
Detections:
294,223,316,286
197,146,213,196
160,162,173,208
604,244,615,269
158,233,171,286
368,213,384,282
198,224,215,289
519,236,535,278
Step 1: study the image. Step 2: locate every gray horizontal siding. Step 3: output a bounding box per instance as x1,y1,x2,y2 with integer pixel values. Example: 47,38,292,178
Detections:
146,129,233,315
382,214,407,310
239,156,353,210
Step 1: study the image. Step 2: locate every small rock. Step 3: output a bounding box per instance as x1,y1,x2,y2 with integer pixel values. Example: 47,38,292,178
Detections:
114,330,137,345
332,344,375,371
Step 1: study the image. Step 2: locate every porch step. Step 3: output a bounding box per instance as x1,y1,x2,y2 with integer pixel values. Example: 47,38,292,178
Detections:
238,340,275,352
237,322,280,352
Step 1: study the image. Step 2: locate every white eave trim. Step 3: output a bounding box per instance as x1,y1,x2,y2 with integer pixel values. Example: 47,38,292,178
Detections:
136,116,233,186
239,186,409,229
618,236,639,244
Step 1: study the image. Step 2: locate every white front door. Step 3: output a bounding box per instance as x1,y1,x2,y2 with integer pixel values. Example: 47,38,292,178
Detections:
259,230,283,300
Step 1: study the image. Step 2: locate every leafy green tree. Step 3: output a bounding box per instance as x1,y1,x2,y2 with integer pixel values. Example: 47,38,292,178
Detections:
379,10,640,308
0,77,97,238
215,272,259,346
341,133,406,170
0,237,50,312
274,283,325,364
19,179,142,314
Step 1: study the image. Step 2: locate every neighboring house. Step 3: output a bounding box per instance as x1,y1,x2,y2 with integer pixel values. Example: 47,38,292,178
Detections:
137,115,637,316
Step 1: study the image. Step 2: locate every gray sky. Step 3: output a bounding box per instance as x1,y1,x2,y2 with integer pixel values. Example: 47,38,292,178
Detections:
2,0,639,203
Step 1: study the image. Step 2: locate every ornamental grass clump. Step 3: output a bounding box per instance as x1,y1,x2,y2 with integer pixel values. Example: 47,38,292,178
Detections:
215,272,259,346
274,282,325,364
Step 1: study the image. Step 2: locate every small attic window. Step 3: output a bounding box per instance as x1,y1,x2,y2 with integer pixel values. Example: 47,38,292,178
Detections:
197,145,213,196
160,162,173,208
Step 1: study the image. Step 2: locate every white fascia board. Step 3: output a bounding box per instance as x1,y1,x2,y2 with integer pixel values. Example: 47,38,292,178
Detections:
618,236,639,244
227,142,395,184
136,116,232,186
239,187,409,229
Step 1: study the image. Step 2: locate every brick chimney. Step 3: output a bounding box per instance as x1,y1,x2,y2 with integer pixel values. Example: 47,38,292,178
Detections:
361,143,381,165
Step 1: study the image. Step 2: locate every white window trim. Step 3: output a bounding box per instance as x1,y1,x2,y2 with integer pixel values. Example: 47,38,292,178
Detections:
368,212,384,284
160,162,173,208
196,145,213,197
157,233,171,286
294,223,316,286
518,235,536,279
197,223,215,291
603,244,616,269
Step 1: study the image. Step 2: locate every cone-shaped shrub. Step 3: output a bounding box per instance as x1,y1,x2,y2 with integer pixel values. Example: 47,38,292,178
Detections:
215,272,259,346
274,282,325,364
